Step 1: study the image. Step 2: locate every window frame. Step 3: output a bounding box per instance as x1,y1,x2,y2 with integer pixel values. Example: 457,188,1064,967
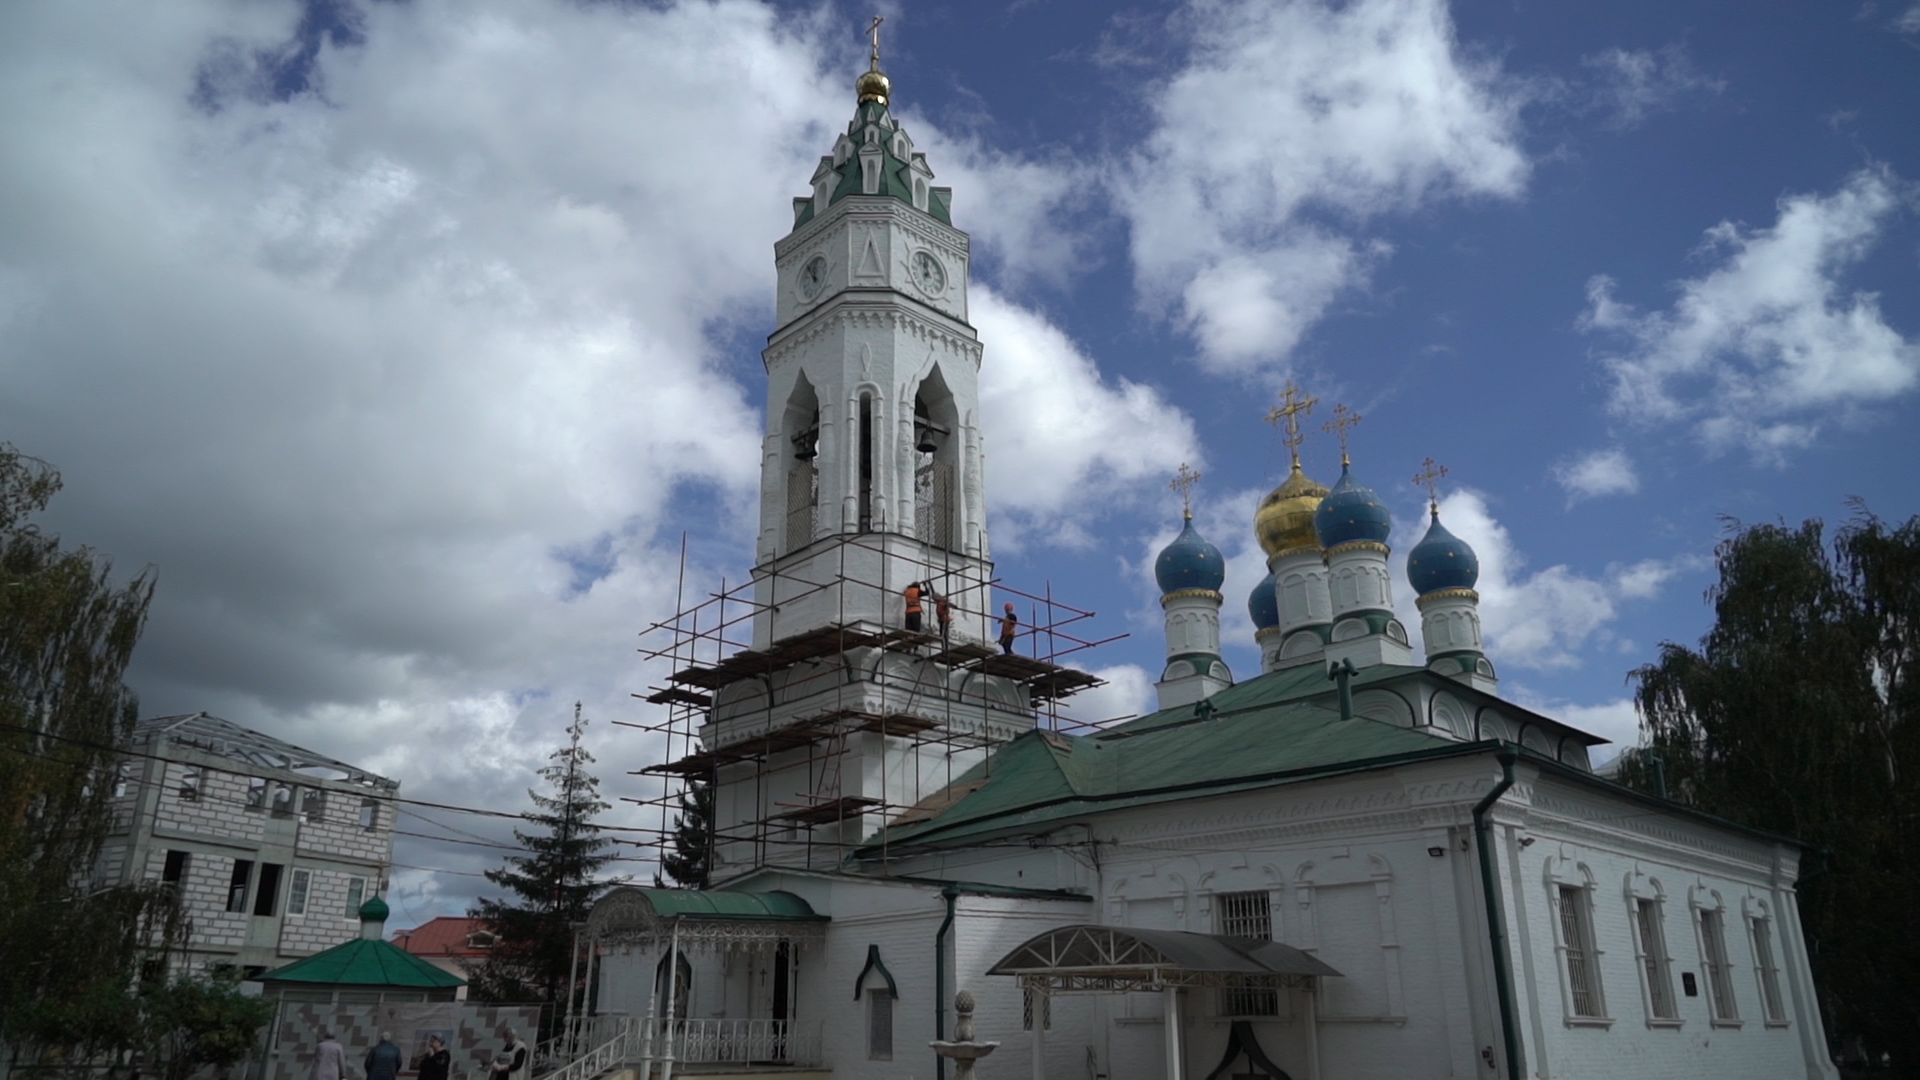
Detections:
343,875,366,919
1747,911,1788,1026
178,766,201,802
867,988,894,1061
1633,896,1680,1023
226,859,254,914
1544,859,1611,1026
286,868,310,918
1695,899,1741,1026
162,849,190,886
1214,889,1281,1017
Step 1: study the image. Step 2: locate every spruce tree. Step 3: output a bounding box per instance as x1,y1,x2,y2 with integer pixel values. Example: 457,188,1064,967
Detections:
655,777,713,889
1614,509,1919,1070
0,444,184,1060
468,703,615,1019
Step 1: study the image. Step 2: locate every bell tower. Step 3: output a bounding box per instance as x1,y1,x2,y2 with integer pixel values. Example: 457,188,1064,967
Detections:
751,25,989,649
695,30,1038,880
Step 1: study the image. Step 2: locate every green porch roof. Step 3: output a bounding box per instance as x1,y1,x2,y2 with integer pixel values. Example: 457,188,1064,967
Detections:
618,887,825,921
258,937,465,989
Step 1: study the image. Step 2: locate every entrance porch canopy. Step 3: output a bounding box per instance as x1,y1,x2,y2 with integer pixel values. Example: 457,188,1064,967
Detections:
585,886,828,951
988,924,1340,994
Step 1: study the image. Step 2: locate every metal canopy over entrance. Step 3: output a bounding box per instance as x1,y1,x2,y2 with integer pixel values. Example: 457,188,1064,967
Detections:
987,924,1341,993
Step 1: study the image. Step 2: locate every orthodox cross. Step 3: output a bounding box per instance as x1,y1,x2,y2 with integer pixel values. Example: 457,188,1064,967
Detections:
1322,403,1363,466
1262,380,1318,467
1413,457,1449,514
868,14,884,66
1170,463,1201,519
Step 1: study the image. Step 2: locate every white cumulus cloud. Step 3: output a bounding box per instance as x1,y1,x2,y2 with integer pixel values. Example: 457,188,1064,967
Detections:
1580,45,1724,129
1552,447,1640,503
1581,166,1919,459
1116,0,1529,372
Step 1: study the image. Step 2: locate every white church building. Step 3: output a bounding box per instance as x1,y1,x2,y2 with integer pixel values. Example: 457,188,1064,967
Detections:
571,41,1838,1080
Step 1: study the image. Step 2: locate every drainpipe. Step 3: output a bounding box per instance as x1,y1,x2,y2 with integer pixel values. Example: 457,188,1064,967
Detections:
934,884,959,1080
1472,749,1522,1080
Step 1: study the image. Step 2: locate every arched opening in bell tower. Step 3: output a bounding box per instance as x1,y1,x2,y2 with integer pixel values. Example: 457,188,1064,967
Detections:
912,367,959,551
782,375,820,554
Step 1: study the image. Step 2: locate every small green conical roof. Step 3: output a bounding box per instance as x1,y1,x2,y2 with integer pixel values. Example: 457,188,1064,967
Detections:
259,896,462,990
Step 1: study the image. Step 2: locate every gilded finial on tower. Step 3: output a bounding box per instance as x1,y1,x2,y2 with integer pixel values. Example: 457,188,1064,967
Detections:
1413,457,1449,515
1263,380,1319,469
1170,463,1201,520
857,15,891,104
1322,404,1362,467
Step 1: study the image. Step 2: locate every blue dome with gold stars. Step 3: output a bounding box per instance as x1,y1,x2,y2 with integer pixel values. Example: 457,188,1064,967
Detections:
1313,465,1393,548
1156,517,1226,594
1407,510,1479,595
1248,570,1279,630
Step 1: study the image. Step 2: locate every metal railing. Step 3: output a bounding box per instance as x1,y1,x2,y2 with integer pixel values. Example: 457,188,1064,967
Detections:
539,1016,822,1080
541,1017,636,1080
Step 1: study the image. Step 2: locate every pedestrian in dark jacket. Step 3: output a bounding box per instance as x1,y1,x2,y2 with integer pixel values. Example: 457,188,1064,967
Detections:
365,1034,402,1080
417,1035,451,1080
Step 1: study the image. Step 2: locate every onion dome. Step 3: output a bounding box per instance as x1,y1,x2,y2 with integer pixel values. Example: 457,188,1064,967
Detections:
1155,516,1226,594
1407,509,1479,595
1254,463,1330,556
856,66,891,104
1248,570,1280,630
1313,464,1393,548
358,895,390,924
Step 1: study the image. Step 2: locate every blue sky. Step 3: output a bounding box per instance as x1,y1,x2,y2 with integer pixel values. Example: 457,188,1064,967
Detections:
1,0,1915,924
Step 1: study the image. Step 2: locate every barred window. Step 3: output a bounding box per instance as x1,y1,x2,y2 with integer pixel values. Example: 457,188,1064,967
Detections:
1218,891,1273,939
1700,909,1739,1022
1750,917,1785,1023
1217,891,1278,1015
1635,898,1677,1020
1558,885,1604,1018
1023,988,1051,1031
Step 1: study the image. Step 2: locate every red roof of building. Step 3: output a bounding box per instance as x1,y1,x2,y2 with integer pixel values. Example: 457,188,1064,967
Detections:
391,916,497,958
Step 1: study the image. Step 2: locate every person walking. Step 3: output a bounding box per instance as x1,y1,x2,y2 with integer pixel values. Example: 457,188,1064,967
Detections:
416,1035,451,1080
310,1031,349,1080
998,603,1019,656
490,1031,529,1080
903,581,924,632
365,1033,402,1080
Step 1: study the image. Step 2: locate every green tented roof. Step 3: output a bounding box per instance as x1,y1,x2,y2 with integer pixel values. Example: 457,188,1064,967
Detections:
258,937,465,989
868,665,1500,852
621,887,825,921
793,100,950,230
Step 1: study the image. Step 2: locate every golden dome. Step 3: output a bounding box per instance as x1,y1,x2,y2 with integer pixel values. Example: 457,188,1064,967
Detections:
1254,462,1329,556
856,67,891,104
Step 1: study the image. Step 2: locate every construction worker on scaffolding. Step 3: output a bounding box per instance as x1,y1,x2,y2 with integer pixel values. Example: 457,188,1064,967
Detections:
903,580,924,632
935,590,953,643
999,602,1018,656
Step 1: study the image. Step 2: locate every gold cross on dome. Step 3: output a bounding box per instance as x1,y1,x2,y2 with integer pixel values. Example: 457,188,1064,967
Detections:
1262,381,1318,467
1322,403,1363,465
1169,463,1201,519
868,14,884,65
1413,457,1449,513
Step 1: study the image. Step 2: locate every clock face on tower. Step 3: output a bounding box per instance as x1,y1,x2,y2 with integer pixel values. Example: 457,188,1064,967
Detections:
797,254,829,302
910,249,947,297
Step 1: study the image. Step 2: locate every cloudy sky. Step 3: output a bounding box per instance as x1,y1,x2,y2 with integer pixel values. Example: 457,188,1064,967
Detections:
3,0,1916,926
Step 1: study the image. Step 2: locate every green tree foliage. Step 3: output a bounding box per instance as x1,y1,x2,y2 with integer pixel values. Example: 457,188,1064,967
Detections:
655,777,713,889
142,971,276,1080
1614,510,1919,1069
0,444,184,1061
468,703,616,1022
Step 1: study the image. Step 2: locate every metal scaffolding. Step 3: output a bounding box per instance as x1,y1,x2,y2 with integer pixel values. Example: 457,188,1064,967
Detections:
622,531,1129,877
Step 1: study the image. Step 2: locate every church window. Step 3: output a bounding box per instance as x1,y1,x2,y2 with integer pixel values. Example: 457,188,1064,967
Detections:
858,395,874,532
1699,908,1739,1022
1749,916,1785,1024
1557,885,1604,1018
867,989,893,1059
1022,987,1051,1030
1634,897,1677,1020
1218,891,1279,1016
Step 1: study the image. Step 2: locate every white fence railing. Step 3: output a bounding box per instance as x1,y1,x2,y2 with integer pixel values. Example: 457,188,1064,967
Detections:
540,1017,823,1080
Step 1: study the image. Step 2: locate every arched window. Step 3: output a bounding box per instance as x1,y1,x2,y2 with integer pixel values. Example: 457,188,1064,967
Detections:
912,370,958,550
783,376,821,553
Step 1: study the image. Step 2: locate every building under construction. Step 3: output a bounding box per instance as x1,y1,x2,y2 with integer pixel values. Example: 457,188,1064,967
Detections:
629,531,1112,877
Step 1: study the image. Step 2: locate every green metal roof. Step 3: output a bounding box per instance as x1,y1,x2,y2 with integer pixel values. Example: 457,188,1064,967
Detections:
622,887,825,921
257,937,465,989
793,100,950,230
867,665,1490,852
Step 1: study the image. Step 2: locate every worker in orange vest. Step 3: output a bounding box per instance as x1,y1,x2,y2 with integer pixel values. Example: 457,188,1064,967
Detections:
903,581,924,632
999,602,1018,655
935,591,953,642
